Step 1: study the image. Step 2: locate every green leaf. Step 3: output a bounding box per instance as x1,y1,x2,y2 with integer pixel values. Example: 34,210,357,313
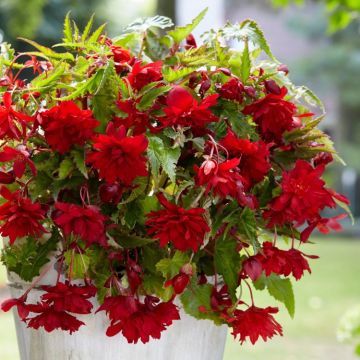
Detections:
240,39,251,82
88,23,107,43
81,14,95,42
334,197,355,225
18,37,74,61
136,85,171,111
214,236,241,300
295,86,325,113
64,250,90,279
31,62,67,91
124,16,174,33
119,177,148,205
180,280,224,324
162,66,197,82
255,274,295,318
71,149,88,179
63,12,73,43
238,207,259,250
156,251,189,279
58,158,74,179
147,135,180,183
1,231,59,282
222,20,277,62
168,8,208,44
355,343,360,356
108,229,155,249
142,274,173,302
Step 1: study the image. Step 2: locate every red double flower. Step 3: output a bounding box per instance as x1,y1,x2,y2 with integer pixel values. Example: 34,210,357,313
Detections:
146,194,210,252
97,295,180,343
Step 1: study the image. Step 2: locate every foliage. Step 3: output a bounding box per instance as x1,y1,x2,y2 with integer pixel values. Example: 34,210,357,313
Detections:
0,11,349,346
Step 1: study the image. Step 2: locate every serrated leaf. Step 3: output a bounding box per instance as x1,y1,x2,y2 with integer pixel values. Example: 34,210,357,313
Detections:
156,251,189,279
238,207,259,250
214,236,241,300
71,149,88,179
64,250,90,279
255,274,295,318
147,135,180,183
168,8,208,44
81,14,95,42
18,37,74,61
63,12,73,43
295,86,325,113
136,85,170,111
108,228,155,248
124,16,174,33
240,39,251,82
88,23,107,43
180,280,224,324
31,62,67,90
58,158,74,179
222,20,277,62
162,66,197,82
1,231,59,282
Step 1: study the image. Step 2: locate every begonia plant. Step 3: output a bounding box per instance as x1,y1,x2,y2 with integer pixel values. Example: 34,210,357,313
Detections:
0,10,351,345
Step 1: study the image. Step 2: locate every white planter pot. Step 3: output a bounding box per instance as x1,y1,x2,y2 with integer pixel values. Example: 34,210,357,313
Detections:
7,270,228,360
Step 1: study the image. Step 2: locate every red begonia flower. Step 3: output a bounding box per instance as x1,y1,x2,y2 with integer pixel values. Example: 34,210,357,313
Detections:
1,296,29,320
217,78,244,102
0,92,33,140
229,306,283,344
0,170,15,184
110,45,133,73
126,260,143,293
263,160,349,229
39,101,99,154
242,87,298,143
115,98,149,134
145,193,210,252
0,187,46,244
87,125,148,185
211,285,232,312
159,86,219,129
220,130,271,184
127,61,163,91
41,282,96,314
97,295,180,343
195,158,257,208
0,145,37,178
99,182,124,204
26,302,84,334
53,202,107,246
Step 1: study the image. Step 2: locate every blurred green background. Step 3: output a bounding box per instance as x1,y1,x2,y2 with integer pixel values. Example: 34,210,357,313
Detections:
0,0,360,359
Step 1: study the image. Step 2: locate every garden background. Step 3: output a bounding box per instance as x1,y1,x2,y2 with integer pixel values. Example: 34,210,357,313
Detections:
0,0,359,359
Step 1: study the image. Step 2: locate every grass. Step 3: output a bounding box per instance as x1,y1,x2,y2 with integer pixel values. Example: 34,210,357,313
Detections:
0,238,359,360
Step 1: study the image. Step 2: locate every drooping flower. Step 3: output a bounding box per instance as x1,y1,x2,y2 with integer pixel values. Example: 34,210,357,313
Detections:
26,302,84,334
145,194,210,252
39,101,99,154
126,260,143,293
127,61,163,91
220,131,271,185
110,45,133,73
194,158,257,208
247,242,318,281
263,160,349,229
164,264,193,295
0,145,37,178
1,296,29,320
0,187,46,244
53,202,107,246
242,87,298,143
217,78,244,102
87,125,148,185
0,92,33,140
97,295,180,343
41,282,96,314
229,306,283,344
99,183,124,204
159,86,219,129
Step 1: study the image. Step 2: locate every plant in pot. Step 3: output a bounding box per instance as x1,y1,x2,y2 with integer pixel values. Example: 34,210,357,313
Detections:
0,9,351,360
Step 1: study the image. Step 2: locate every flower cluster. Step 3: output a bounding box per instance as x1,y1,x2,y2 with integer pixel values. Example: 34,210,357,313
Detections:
0,13,349,346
